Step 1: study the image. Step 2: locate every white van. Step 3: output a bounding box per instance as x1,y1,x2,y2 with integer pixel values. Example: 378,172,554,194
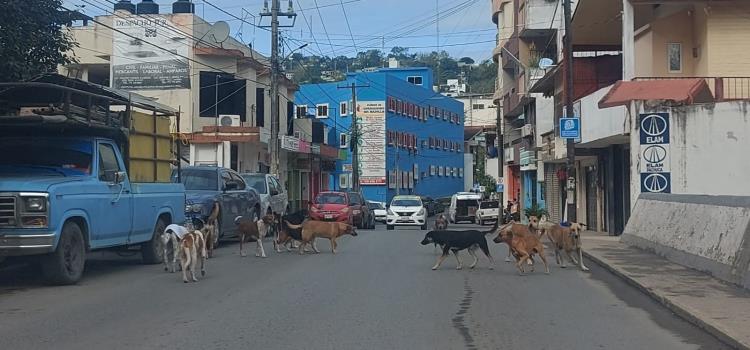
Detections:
448,192,483,224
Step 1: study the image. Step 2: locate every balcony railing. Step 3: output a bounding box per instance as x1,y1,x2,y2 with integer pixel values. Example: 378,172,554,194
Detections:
634,77,750,101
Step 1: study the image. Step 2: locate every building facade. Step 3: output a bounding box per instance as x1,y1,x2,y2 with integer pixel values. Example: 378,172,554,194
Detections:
296,67,465,203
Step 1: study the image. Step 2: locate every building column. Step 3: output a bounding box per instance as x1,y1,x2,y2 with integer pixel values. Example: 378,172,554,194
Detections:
622,0,636,80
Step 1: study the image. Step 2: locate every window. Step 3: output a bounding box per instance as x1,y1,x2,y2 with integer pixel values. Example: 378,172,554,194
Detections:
230,172,247,190
220,171,233,190
340,101,348,116
407,76,423,86
242,174,268,194
316,104,329,118
472,104,485,110
199,71,247,121
296,105,308,118
339,174,350,189
397,100,403,114
668,43,682,73
340,133,350,149
98,143,121,182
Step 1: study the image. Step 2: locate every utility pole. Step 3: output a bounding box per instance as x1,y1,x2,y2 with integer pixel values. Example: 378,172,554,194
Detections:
260,0,296,177
563,0,577,223
496,102,503,207
338,82,369,192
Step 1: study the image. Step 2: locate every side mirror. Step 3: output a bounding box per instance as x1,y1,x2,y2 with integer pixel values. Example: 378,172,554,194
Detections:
113,171,126,185
270,189,280,196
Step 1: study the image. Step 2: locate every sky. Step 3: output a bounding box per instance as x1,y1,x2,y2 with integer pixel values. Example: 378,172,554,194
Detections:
66,0,497,62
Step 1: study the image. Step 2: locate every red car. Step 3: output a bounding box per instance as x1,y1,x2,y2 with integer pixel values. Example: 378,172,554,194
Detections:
309,191,352,223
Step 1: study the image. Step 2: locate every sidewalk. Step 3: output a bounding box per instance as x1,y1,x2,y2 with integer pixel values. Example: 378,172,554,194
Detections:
582,231,750,350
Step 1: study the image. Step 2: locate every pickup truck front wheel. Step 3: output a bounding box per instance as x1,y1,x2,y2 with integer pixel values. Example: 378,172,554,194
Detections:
141,219,167,264
41,222,86,285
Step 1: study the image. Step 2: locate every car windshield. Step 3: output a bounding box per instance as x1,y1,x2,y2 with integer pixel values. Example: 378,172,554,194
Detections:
480,201,499,209
172,169,217,191
348,193,362,205
368,202,384,210
391,199,422,207
242,175,267,194
315,193,347,204
0,138,93,176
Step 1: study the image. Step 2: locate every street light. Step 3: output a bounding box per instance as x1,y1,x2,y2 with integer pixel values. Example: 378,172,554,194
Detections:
281,43,308,65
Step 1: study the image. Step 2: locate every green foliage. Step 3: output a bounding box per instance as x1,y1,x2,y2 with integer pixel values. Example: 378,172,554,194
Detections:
524,203,549,220
284,47,497,94
0,0,78,82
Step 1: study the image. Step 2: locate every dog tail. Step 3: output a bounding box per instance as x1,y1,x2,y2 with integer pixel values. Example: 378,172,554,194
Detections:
478,236,492,257
285,221,303,229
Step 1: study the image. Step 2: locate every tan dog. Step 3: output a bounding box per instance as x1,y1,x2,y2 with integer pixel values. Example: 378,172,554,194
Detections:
286,220,358,254
534,220,589,271
235,214,275,258
179,229,206,283
493,222,549,275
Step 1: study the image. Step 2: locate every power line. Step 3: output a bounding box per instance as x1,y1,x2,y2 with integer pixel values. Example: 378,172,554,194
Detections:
312,0,337,57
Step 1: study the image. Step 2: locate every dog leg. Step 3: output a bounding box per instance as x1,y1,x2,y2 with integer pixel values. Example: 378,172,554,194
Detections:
181,246,190,283
190,247,198,282
468,247,479,269
298,241,307,255
539,248,550,274
505,246,513,262
577,248,590,271
311,239,320,254
452,250,463,270
162,233,170,272
330,238,337,254
432,253,448,270
240,234,247,258
515,253,528,275
256,239,267,258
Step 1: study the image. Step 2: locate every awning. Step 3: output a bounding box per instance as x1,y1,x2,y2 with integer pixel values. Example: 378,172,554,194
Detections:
598,79,715,109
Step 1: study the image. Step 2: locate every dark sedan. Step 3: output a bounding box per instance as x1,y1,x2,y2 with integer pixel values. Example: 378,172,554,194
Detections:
172,166,261,243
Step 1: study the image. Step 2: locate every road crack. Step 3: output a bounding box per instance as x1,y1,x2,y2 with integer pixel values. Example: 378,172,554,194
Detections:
452,275,477,350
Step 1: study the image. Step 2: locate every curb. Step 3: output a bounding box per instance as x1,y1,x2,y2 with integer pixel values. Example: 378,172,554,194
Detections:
582,249,749,350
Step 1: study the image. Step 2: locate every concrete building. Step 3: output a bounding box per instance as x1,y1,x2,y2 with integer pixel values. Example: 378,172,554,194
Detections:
60,0,300,186
492,0,562,218
526,0,750,233
296,67,465,203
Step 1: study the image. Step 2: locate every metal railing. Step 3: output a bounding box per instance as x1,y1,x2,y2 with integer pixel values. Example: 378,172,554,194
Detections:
634,77,750,101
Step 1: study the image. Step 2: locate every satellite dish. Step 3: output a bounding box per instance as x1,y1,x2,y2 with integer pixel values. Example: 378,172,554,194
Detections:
211,21,230,43
539,58,555,70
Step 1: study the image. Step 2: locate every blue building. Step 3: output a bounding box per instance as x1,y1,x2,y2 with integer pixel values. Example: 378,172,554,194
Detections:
295,67,464,203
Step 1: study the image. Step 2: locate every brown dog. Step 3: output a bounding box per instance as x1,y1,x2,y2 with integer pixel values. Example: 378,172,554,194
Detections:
203,202,220,258
285,220,358,254
179,229,206,283
235,214,274,258
434,214,448,230
535,221,589,271
493,222,549,275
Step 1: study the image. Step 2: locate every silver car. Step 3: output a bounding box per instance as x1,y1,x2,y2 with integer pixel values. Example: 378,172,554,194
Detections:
241,173,289,216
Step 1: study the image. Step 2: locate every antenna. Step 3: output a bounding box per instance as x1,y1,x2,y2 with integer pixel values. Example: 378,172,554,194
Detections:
539,58,556,70
211,21,230,43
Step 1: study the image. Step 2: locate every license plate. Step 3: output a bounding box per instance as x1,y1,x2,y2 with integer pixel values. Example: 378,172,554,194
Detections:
324,214,333,219
398,219,411,223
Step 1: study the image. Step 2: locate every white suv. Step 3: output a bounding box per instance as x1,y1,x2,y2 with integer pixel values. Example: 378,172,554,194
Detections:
386,195,427,230
476,200,500,226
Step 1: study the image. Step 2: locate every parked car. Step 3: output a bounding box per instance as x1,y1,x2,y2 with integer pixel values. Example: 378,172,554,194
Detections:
476,200,500,226
0,78,185,285
241,173,289,216
348,192,374,229
174,166,260,244
368,201,387,223
309,191,351,223
449,192,483,224
386,195,427,230
421,196,438,216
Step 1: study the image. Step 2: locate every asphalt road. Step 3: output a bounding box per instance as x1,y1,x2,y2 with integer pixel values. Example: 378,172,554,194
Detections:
0,222,731,350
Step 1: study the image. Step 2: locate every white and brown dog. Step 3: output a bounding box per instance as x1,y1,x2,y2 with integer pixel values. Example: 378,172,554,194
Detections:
162,223,207,282
203,202,220,258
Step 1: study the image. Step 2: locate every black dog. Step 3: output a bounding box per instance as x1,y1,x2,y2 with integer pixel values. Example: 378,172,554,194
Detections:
274,210,307,252
420,224,497,270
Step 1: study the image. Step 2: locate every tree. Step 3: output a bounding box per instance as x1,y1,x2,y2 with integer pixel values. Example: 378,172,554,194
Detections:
458,57,475,65
0,0,78,82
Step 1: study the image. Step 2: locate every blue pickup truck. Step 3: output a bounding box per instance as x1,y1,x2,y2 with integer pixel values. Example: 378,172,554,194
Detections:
0,75,185,284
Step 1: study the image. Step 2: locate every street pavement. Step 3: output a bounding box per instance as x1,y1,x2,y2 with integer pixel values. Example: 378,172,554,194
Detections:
0,221,731,350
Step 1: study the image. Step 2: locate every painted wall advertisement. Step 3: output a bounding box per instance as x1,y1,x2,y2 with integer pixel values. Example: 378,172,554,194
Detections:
357,101,386,185
639,113,671,193
112,16,190,90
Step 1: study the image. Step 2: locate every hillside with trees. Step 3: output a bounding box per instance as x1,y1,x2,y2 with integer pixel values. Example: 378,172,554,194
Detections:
283,47,497,94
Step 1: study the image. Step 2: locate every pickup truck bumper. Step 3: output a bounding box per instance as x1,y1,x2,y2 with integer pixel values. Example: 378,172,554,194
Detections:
0,231,56,256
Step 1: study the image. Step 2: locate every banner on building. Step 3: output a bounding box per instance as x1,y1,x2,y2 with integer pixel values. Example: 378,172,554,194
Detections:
639,113,671,193
357,101,386,185
112,16,190,90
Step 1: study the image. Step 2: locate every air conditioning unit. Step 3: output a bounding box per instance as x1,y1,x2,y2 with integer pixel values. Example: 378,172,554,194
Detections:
219,114,241,127
521,124,533,137
504,147,515,163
